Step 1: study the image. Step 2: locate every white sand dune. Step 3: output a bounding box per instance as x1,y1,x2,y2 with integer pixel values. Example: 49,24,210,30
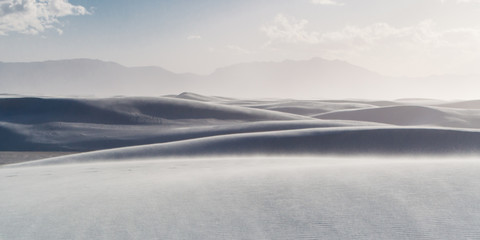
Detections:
437,100,480,109
2,93,480,153
230,100,377,116
2,157,480,239
168,92,234,102
316,105,480,128
0,96,307,124
2,93,480,239
10,126,480,166
0,119,381,151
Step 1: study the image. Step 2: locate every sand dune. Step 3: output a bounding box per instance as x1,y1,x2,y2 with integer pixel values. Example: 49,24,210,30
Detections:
3,94,480,239
169,92,233,102
3,94,480,154
0,120,379,151
316,105,448,125
437,99,480,109
0,96,308,124
315,105,480,128
12,126,480,166
233,100,376,116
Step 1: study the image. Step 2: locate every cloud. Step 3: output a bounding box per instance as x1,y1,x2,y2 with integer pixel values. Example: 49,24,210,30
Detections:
262,14,480,50
262,14,480,76
261,14,320,44
311,0,344,6
0,0,89,35
187,35,202,40
318,20,480,52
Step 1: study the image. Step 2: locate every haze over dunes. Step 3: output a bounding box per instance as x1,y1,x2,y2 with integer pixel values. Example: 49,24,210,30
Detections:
1,58,479,99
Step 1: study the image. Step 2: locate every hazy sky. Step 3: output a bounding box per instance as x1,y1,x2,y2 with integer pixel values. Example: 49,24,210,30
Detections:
1,0,480,77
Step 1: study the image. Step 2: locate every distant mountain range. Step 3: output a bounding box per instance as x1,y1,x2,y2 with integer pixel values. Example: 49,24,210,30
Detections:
0,58,477,99
0,59,193,97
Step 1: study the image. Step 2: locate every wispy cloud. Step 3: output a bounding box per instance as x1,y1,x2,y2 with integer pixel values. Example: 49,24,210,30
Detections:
262,14,480,50
310,0,344,6
318,20,480,52
262,14,480,75
187,35,202,40
261,14,320,44
0,0,89,35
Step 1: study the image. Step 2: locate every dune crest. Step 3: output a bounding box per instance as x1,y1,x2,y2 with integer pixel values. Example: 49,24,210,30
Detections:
1,93,480,165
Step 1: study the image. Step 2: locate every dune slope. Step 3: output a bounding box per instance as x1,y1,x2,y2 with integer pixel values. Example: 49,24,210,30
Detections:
2,94,480,155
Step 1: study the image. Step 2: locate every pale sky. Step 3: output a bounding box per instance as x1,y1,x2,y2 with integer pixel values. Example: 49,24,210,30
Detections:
1,0,480,77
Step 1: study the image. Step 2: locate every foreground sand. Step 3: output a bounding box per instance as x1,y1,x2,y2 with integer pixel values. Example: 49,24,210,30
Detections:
2,156,480,239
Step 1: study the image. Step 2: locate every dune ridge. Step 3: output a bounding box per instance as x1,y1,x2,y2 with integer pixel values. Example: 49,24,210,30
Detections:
0,120,381,151
12,126,480,166
2,93,480,165
0,96,307,124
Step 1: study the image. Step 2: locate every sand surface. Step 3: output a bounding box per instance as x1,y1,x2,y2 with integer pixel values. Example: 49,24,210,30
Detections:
2,93,480,239
3,156,480,239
